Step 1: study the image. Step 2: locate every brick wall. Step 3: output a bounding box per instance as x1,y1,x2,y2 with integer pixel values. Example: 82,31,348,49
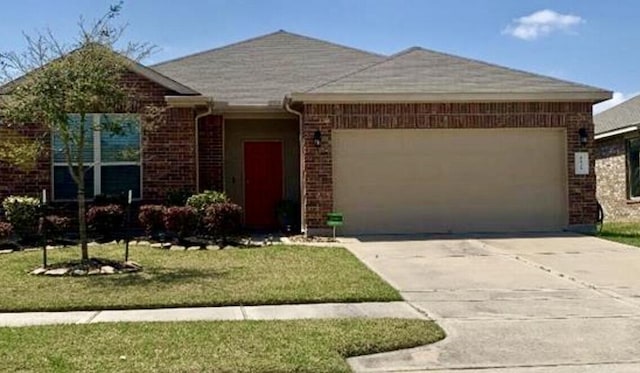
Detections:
0,70,200,205
0,126,51,201
197,115,224,192
125,71,198,202
143,106,197,202
302,102,596,231
595,135,640,221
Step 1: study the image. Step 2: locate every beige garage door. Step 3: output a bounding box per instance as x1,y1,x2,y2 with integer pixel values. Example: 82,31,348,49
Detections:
333,128,567,234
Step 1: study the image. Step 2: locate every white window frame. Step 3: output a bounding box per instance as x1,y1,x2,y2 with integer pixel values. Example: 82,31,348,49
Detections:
51,113,143,201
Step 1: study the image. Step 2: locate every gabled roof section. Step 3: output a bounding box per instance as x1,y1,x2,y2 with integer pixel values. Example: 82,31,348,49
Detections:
298,47,611,102
0,47,199,96
152,30,385,105
594,94,640,135
128,61,200,95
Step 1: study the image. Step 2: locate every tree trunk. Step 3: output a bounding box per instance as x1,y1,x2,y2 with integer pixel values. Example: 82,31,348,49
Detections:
77,168,89,261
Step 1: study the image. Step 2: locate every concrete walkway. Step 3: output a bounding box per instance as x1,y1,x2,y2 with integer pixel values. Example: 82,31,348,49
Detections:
342,233,640,373
0,301,424,327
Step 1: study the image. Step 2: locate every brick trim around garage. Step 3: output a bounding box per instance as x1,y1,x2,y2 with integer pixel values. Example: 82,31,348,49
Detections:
302,102,596,232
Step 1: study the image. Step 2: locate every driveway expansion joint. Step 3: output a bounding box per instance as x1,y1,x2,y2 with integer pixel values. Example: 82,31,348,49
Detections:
344,235,640,373
79,311,101,324
489,243,640,312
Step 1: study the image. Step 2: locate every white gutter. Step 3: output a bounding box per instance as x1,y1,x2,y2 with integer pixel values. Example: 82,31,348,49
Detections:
595,125,638,140
165,96,212,107
194,101,216,193
284,96,306,235
290,91,613,104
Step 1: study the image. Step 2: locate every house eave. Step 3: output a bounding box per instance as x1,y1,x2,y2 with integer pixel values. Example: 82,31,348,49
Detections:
290,91,613,104
215,102,286,113
165,95,213,107
164,97,295,118
165,97,289,111
595,125,639,140
129,63,200,96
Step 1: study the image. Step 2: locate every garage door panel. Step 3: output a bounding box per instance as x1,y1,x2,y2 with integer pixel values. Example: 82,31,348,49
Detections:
333,129,567,234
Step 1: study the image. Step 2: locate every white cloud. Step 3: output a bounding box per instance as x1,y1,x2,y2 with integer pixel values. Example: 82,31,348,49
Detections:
503,9,584,41
594,92,637,114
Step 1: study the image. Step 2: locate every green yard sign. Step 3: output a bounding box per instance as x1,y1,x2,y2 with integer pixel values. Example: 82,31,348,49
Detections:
327,212,343,227
327,212,343,240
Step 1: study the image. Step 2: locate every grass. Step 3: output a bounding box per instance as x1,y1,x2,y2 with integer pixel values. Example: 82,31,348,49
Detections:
0,319,445,372
0,245,401,312
598,222,640,247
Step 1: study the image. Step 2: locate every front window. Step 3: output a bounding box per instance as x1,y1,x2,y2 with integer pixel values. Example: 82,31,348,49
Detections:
52,114,141,201
627,138,640,198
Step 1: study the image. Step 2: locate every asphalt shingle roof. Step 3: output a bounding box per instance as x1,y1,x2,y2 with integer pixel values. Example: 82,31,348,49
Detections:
152,31,384,105
594,94,640,135
306,47,608,95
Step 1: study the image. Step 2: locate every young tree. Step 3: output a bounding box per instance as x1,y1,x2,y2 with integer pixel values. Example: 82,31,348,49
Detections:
0,2,156,260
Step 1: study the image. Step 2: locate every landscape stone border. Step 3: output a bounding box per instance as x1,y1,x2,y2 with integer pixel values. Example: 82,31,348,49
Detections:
30,260,142,277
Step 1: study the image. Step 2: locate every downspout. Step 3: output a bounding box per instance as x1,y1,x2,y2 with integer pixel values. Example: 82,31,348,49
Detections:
284,96,306,235
194,100,215,194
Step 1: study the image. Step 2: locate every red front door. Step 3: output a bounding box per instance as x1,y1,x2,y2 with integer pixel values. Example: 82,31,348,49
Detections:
244,141,283,229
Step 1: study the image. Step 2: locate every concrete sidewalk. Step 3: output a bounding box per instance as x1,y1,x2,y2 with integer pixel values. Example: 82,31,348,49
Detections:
0,301,425,327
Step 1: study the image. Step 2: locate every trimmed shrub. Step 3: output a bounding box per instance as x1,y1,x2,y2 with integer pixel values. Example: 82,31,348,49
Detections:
138,205,166,236
93,193,127,207
186,190,229,212
202,202,243,243
164,206,198,239
0,221,13,240
43,215,71,240
165,189,193,207
1,196,40,241
86,204,124,239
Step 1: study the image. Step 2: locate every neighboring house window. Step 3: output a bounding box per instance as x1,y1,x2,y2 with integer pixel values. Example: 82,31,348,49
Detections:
52,114,141,201
628,138,640,199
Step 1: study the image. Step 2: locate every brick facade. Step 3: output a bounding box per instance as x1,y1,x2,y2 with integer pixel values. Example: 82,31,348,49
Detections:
0,126,51,201
197,115,224,192
595,135,640,221
0,71,200,204
302,102,596,231
143,106,197,202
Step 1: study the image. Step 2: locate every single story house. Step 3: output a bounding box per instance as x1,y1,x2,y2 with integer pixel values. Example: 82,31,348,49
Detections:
595,94,640,221
0,30,612,235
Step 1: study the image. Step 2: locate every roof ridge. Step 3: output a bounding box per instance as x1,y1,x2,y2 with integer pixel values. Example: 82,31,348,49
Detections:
411,46,608,92
304,49,405,93
304,46,431,93
594,93,640,118
388,46,424,57
152,30,384,68
308,44,609,94
151,30,286,68
278,30,386,59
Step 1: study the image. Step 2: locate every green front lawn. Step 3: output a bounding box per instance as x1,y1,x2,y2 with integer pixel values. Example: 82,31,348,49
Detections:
0,245,400,312
598,222,640,247
0,319,444,372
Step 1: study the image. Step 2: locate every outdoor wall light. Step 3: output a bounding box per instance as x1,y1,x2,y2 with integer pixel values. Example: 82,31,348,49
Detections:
313,129,322,147
578,127,588,146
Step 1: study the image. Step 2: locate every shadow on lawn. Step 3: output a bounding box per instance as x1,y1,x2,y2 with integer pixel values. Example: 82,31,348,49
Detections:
86,267,231,287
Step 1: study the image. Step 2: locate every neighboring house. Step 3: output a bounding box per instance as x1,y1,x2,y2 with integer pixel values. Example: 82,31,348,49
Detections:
595,95,640,221
0,30,612,235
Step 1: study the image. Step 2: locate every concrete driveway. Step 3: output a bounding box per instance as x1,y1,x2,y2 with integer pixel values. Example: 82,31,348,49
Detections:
343,233,640,372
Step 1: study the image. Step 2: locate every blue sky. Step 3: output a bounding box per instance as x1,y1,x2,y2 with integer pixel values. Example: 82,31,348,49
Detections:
1,0,637,112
